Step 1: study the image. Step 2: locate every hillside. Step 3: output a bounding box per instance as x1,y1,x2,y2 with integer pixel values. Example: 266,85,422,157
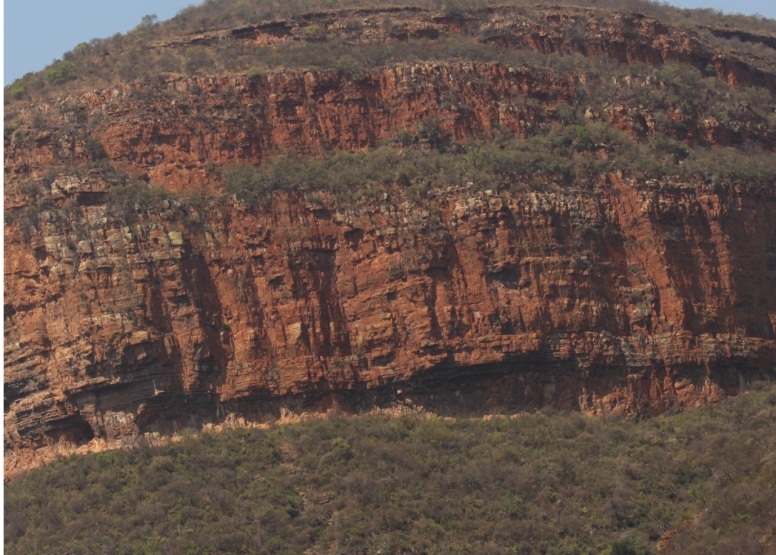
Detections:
5,383,776,554
4,0,776,481
5,0,776,106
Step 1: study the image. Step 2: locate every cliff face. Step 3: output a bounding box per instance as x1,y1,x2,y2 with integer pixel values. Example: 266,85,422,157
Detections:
6,63,775,194
4,65,581,192
6,173,776,478
5,5,776,478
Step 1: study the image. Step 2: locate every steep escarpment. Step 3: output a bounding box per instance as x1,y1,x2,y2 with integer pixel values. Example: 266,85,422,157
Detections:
152,5,776,89
7,11,776,195
7,7,776,190
6,171,776,478
5,4,776,478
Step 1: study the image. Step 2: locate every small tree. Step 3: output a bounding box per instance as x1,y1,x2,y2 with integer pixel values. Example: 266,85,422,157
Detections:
141,14,158,27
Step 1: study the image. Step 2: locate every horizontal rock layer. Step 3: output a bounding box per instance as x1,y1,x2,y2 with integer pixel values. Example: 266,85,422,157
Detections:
153,5,776,90
5,172,776,478
7,63,775,195
6,6,776,191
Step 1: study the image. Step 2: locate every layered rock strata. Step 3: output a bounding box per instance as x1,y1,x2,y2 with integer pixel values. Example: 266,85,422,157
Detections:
6,63,775,193
5,5,776,478
6,7,776,190
5,172,776,478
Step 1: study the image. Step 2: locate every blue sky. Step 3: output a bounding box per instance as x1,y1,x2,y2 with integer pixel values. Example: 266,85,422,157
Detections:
4,0,776,85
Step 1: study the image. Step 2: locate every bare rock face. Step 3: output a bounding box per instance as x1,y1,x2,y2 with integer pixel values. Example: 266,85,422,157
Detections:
4,6,776,478
6,173,776,478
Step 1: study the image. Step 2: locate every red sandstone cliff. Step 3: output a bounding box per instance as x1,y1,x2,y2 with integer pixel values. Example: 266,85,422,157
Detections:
5,5,776,479
6,172,776,478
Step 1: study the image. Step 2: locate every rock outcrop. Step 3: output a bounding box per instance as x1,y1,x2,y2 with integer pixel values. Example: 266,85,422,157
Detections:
151,5,776,90
5,5,776,479
6,7,776,191
5,172,776,478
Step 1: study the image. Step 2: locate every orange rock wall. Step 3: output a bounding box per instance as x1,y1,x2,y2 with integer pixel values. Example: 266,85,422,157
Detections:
5,173,776,478
5,6,776,478
6,7,776,192
6,63,774,195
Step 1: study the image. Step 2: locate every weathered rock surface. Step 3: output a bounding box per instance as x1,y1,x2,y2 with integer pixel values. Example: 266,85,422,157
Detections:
5,5,776,479
7,62,775,194
5,172,776,478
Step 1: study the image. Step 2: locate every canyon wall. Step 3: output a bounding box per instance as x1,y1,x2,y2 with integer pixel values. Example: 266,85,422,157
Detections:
6,7,776,191
6,62,775,194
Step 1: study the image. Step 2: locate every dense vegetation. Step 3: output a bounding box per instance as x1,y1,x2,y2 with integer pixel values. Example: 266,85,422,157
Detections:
5,0,776,104
221,122,776,208
6,383,776,555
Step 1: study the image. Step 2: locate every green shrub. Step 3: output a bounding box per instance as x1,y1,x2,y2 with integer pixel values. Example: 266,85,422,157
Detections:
330,54,365,79
443,0,467,19
73,41,90,55
106,181,177,223
44,60,78,84
607,538,653,555
140,13,158,28
303,24,326,40
574,126,595,150
245,65,266,81
6,80,25,100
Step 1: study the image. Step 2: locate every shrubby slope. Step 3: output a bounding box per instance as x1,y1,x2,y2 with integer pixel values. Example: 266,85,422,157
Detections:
6,384,776,554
